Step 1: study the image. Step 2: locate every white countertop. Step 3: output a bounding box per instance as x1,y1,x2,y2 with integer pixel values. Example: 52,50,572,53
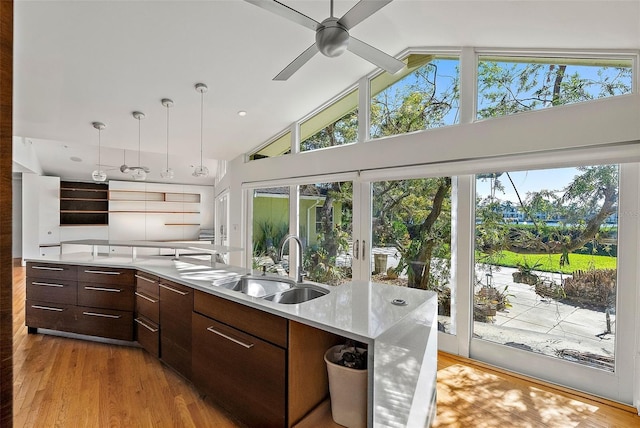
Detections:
27,252,438,426
27,252,435,343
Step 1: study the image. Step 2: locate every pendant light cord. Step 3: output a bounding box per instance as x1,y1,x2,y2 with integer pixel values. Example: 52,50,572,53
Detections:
200,89,204,168
137,116,141,166
166,104,170,169
97,127,102,168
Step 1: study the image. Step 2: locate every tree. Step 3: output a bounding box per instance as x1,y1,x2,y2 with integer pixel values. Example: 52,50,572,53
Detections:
475,59,629,264
373,178,452,289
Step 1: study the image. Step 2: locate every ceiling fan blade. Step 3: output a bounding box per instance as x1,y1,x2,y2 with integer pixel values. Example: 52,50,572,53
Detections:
244,0,320,31
347,37,404,74
274,43,320,81
338,0,393,30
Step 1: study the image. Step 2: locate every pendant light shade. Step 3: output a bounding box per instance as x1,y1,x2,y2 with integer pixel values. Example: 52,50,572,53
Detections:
91,121,107,182
193,83,209,177
160,98,175,179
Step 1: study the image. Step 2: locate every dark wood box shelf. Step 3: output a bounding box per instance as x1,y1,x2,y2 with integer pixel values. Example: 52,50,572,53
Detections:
60,181,109,226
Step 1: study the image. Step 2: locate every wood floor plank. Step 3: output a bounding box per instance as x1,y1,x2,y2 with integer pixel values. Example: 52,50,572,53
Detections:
12,264,640,427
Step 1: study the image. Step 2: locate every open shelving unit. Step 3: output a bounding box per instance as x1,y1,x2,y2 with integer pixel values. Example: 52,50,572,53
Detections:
108,190,201,216
60,181,109,226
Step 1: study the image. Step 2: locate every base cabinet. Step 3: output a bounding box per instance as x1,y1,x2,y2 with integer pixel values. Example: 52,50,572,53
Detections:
192,290,340,428
134,272,160,357
193,313,286,428
159,279,193,378
25,262,134,341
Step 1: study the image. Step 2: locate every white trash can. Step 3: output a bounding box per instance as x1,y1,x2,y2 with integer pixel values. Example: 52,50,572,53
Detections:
324,345,368,428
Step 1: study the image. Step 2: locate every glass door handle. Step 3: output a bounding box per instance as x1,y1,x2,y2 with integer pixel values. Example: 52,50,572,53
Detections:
354,239,359,260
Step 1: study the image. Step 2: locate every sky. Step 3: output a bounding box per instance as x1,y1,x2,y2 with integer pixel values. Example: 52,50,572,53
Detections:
475,167,581,203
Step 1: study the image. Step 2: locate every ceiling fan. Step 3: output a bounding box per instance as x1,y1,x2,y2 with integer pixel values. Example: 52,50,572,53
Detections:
244,0,405,80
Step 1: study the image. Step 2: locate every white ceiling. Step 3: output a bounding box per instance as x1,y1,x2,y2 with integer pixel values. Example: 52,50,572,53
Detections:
13,0,640,184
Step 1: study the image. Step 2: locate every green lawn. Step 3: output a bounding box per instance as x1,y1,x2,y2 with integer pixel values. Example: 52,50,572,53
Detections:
476,251,617,274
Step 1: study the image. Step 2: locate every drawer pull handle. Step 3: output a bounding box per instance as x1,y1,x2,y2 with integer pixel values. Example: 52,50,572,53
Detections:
32,281,64,288
159,284,188,296
206,326,254,349
31,305,64,312
32,266,64,271
84,270,120,275
135,274,156,283
135,292,158,303
135,318,159,332
84,286,121,293
82,311,121,319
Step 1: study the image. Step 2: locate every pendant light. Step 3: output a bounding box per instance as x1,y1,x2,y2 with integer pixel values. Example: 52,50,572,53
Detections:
160,98,174,179
120,149,130,173
131,111,150,181
91,121,107,182
193,83,209,177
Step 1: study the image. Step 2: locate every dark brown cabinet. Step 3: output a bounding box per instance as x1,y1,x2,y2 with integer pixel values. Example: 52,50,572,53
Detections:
193,313,286,428
25,262,134,341
134,271,160,357
159,279,192,378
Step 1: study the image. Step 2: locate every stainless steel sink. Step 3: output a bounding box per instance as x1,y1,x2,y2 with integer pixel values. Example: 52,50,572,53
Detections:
216,275,294,297
264,286,329,304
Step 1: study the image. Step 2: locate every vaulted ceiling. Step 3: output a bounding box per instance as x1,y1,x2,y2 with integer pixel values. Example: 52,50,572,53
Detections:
13,0,640,184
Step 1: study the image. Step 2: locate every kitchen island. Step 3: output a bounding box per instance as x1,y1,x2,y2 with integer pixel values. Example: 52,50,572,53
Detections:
25,250,437,427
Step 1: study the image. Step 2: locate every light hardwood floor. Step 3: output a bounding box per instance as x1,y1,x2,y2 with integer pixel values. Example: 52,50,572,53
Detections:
12,264,640,427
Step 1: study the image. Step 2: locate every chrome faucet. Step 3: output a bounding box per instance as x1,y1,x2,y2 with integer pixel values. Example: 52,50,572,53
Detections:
279,234,305,283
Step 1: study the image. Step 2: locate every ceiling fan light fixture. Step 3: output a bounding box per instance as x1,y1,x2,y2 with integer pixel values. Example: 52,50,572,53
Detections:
91,121,107,182
316,18,349,58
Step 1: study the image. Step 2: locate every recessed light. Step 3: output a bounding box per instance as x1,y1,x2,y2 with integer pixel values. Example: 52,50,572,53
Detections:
238,110,247,117
70,156,82,162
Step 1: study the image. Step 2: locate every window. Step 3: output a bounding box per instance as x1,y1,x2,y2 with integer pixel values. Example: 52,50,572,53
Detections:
300,89,358,152
474,165,619,370
249,132,291,161
298,181,353,285
372,177,454,333
252,187,289,273
477,56,633,119
370,54,460,139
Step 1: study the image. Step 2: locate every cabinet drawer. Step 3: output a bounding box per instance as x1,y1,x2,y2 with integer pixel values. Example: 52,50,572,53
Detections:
135,290,159,323
159,280,192,346
194,290,288,348
135,315,160,358
27,262,77,281
26,300,75,333
78,267,134,286
192,313,286,428
135,272,159,298
26,277,77,305
75,306,133,341
78,283,134,311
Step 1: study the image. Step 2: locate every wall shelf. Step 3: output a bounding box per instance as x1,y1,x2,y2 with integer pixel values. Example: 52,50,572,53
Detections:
109,211,201,214
60,181,109,226
109,190,201,203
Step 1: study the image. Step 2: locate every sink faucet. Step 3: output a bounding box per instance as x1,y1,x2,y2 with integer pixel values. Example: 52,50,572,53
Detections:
279,234,305,283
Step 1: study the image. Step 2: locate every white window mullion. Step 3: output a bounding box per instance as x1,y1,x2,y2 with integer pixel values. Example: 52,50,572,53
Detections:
288,185,300,281
459,46,477,124
358,75,371,143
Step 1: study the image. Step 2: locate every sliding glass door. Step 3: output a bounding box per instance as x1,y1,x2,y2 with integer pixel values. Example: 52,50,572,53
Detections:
470,163,637,404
